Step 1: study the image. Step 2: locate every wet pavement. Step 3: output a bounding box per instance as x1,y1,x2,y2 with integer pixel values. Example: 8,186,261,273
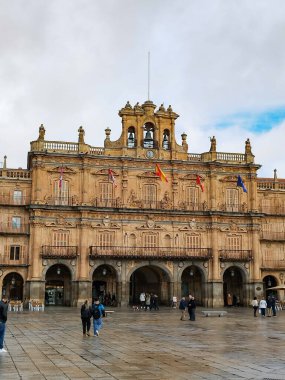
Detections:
1,306,285,379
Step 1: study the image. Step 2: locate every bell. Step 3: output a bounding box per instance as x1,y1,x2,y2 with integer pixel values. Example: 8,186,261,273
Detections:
145,130,152,141
128,132,134,142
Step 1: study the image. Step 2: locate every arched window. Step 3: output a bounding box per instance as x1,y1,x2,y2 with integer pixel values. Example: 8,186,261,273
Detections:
162,129,170,150
127,127,136,148
143,122,155,148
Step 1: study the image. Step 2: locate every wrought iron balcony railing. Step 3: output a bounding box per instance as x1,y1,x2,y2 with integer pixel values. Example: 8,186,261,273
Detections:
219,249,253,262
89,246,212,260
41,245,78,259
0,194,31,205
0,224,30,234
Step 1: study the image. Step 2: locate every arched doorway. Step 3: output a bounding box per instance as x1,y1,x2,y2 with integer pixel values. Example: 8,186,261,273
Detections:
181,265,205,306
45,264,72,306
223,266,244,306
92,265,117,306
263,275,278,298
129,265,170,305
2,272,23,300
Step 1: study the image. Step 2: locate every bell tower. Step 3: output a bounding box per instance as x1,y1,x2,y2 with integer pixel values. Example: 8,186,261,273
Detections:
104,100,188,160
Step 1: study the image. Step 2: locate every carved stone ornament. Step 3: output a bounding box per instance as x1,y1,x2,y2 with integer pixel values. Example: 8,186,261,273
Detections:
48,166,76,175
103,216,110,227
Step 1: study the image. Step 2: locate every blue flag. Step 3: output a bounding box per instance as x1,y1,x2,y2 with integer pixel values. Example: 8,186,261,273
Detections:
237,175,247,193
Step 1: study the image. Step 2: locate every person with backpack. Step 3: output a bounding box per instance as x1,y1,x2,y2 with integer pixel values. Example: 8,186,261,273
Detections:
92,298,105,336
81,300,92,336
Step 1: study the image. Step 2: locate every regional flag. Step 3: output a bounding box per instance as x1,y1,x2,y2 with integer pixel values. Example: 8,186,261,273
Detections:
155,164,168,182
237,175,247,193
196,175,204,192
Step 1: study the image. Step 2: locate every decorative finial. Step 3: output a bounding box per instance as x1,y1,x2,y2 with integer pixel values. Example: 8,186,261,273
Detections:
274,168,277,180
167,105,173,112
3,155,7,169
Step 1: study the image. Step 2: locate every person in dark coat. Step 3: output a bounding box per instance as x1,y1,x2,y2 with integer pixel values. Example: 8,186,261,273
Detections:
0,296,8,353
188,296,197,321
81,300,92,336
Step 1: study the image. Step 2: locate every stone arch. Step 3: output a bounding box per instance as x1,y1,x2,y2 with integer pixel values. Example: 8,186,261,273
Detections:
44,263,73,306
1,271,24,301
180,263,208,306
222,264,249,307
127,262,173,306
91,263,118,305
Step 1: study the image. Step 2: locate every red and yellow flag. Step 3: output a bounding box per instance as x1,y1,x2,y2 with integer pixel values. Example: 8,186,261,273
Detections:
155,164,168,182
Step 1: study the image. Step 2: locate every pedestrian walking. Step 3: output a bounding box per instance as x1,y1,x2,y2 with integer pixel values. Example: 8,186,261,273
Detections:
251,296,259,317
266,296,272,317
188,296,197,321
145,293,151,310
81,300,92,336
271,295,277,317
227,293,233,307
172,295,177,308
259,296,267,317
92,298,105,336
179,297,187,320
0,295,8,353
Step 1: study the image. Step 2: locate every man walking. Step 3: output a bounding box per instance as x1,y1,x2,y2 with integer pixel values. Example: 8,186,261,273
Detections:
0,295,8,353
92,298,105,336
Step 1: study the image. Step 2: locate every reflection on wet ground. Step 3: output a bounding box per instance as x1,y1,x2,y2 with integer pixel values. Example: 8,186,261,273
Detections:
1,306,285,379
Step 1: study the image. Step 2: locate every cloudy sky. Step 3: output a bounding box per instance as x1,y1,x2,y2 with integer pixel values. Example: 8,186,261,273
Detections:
1,0,285,177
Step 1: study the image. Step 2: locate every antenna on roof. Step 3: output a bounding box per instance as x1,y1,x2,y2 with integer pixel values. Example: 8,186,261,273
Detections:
148,51,150,100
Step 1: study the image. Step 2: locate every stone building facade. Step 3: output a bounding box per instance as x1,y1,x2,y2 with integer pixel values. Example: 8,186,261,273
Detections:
1,100,285,307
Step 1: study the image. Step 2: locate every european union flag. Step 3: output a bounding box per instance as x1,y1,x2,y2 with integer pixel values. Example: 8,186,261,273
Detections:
237,175,247,193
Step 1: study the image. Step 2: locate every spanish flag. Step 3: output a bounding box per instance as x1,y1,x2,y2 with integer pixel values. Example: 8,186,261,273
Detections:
155,164,168,182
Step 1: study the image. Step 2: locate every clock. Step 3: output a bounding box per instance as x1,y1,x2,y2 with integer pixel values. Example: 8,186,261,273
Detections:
146,150,154,159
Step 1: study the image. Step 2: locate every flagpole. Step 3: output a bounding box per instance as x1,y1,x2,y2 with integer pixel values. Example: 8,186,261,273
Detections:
148,51,150,100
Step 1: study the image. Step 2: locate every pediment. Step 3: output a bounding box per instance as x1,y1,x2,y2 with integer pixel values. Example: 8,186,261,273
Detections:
220,175,237,183
48,166,76,175
91,169,118,176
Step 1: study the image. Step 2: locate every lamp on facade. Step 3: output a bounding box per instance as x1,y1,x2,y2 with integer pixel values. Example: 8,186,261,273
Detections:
102,268,107,276
11,276,16,285
189,268,194,276
267,277,272,287
57,267,61,275
230,269,235,277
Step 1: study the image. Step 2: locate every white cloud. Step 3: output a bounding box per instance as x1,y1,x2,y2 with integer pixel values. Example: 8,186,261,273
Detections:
0,0,284,177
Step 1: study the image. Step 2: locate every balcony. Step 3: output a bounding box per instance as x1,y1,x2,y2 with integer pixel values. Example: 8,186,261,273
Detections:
218,203,248,213
219,249,253,262
89,246,212,260
260,232,285,241
0,224,30,235
262,259,285,269
259,206,285,215
0,194,31,206
0,255,28,267
41,245,78,259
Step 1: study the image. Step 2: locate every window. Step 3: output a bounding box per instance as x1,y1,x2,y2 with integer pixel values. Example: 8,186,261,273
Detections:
54,180,69,205
143,233,158,247
13,190,22,205
53,230,69,247
98,231,115,249
226,235,241,250
99,182,113,206
10,246,20,260
226,188,239,211
185,234,201,248
12,216,21,229
143,184,157,205
185,187,198,210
